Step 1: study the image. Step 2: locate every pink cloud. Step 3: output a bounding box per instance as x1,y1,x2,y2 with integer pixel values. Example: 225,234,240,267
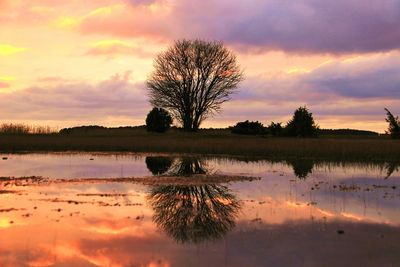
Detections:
0,72,150,124
77,4,170,41
1,51,400,132
73,0,400,55
0,82,9,89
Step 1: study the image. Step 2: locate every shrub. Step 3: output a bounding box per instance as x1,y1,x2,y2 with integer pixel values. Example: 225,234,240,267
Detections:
268,122,283,136
230,120,266,135
146,108,173,133
285,106,318,137
385,108,400,139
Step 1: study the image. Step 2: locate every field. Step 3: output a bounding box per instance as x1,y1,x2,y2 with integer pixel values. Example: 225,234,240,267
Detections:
0,128,399,162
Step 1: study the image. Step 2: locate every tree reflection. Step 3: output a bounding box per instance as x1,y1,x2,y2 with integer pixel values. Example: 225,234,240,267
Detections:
384,161,399,179
145,156,207,176
169,157,207,176
286,158,315,179
146,156,241,243
148,184,241,244
145,156,174,175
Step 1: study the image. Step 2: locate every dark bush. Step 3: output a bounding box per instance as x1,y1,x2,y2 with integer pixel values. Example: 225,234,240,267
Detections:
230,120,266,135
146,108,173,133
268,122,283,136
385,108,400,139
318,128,378,136
285,106,318,137
59,125,105,135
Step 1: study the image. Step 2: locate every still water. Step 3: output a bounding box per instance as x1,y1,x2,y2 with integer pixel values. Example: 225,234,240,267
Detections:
0,153,399,267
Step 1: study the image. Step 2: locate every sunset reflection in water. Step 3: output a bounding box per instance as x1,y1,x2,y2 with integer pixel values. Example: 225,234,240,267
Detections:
0,153,399,266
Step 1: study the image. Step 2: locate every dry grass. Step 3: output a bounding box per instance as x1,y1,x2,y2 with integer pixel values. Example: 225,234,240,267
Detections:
0,123,56,135
0,133,399,162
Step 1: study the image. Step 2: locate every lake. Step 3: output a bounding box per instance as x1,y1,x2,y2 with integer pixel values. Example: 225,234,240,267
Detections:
0,153,399,267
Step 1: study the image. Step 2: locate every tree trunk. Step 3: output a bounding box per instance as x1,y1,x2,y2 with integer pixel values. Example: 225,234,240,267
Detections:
183,113,194,132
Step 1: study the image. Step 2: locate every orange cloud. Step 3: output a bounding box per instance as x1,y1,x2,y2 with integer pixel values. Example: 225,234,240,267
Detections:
86,40,153,58
54,3,171,40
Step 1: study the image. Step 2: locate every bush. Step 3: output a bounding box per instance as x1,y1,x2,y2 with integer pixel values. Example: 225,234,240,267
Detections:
385,108,400,139
59,125,105,135
146,108,173,133
268,122,283,136
230,120,266,135
285,106,318,137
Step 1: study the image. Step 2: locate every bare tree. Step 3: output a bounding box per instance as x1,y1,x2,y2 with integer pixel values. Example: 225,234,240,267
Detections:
147,39,243,131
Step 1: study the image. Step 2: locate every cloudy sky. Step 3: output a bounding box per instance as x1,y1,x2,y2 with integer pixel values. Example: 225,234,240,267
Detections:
1,0,399,132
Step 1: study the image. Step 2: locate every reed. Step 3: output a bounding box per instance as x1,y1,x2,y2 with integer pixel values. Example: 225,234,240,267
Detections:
0,133,399,162
0,123,56,135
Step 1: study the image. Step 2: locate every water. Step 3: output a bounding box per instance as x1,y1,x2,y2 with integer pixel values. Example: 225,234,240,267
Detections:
0,153,399,267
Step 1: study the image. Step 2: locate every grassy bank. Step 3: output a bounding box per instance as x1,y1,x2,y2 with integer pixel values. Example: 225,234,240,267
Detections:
0,131,399,162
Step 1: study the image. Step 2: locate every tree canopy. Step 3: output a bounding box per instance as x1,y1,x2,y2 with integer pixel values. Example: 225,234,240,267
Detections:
286,106,318,137
147,39,243,132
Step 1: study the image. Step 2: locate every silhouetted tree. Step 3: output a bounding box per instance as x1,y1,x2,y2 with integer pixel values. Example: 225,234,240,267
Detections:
145,107,172,133
147,39,243,132
384,108,400,139
230,120,266,135
148,184,241,243
285,106,318,137
268,122,283,136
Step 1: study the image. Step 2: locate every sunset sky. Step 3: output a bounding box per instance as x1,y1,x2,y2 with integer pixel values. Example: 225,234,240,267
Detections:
1,0,399,132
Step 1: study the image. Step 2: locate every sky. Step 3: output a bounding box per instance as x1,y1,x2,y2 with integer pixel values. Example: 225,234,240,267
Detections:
0,0,399,132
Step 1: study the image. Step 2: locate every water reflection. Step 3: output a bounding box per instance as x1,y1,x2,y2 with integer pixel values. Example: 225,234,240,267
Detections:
286,158,314,179
1,153,400,266
145,156,173,175
148,184,241,244
170,158,207,176
146,156,241,243
384,161,400,179
146,156,208,176
235,157,315,179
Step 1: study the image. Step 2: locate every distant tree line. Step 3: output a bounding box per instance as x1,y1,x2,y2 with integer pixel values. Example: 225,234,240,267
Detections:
230,106,318,137
143,106,398,139
59,125,147,136
228,107,399,138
